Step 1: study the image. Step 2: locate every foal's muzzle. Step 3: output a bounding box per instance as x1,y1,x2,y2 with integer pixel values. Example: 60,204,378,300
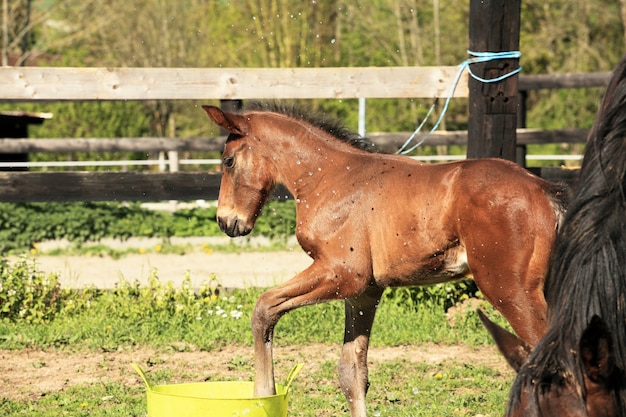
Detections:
218,216,252,237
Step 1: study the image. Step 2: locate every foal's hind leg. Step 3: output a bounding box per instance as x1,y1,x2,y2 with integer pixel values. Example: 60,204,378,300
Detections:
339,285,384,417
468,241,549,346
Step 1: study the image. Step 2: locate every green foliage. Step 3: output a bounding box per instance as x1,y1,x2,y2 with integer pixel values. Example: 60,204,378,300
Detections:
253,200,297,240
0,101,153,171
382,279,479,311
0,256,63,323
168,206,220,237
0,202,167,253
0,200,296,254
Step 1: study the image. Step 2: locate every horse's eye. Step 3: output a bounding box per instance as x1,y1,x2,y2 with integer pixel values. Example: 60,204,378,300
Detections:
223,156,235,168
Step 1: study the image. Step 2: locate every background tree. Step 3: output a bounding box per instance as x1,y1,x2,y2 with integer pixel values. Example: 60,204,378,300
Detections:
3,0,625,164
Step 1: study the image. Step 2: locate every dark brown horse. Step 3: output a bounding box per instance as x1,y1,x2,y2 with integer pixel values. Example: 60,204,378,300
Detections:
480,54,626,417
202,102,567,417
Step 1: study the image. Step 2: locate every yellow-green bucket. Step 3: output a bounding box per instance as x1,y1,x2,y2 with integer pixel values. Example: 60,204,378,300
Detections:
132,364,303,417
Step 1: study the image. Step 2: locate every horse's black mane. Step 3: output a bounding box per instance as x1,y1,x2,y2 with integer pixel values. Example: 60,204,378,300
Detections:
243,101,377,152
508,57,626,415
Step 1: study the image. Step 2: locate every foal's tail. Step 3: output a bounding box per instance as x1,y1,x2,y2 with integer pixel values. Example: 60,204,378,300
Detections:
545,181,568,232
544,53,626,364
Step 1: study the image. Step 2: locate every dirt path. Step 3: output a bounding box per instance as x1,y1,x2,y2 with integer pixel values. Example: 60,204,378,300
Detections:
17,237,313,289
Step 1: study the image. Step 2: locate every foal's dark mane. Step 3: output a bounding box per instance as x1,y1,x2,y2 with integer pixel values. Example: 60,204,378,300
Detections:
509,60,626,414
244,101,377,152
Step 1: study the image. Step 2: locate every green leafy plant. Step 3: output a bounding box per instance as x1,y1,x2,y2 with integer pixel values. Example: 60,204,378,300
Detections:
382,279,479,311
0,200,297,254
0,256,63,323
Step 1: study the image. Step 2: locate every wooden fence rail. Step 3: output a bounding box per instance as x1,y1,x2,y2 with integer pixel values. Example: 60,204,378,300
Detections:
0,66,610,202
0,127,586,202
0,66,468,101
0,128,591,154
0,171,221,203
0,168,577,203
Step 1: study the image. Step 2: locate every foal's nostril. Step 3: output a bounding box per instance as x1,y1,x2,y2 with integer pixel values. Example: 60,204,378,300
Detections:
217,216,240,237
217,216,252,237
217,217,228,233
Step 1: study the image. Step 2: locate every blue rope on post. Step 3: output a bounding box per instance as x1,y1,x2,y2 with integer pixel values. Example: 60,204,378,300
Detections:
397,50,522,155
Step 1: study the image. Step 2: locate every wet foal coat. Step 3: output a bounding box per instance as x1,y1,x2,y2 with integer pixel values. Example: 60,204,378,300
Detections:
203,102,566,417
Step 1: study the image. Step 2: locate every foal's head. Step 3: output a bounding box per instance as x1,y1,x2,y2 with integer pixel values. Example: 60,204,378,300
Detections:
201,104,278,236
478,311,619,417
202,102,372,237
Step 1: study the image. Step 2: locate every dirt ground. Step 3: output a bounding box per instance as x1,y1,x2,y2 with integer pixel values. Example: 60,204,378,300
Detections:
0,342,512,401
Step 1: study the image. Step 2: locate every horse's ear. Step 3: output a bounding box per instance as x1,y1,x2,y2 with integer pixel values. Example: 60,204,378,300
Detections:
477,309,532,372
201,105,248,136
579,315,615,383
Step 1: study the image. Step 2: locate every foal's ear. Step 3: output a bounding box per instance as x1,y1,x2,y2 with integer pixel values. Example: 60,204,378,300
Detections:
201,105,248,136
580,315,615,383
477,309,532,372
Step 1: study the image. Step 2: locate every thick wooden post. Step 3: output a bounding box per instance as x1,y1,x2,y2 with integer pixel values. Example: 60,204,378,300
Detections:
467,0,521,161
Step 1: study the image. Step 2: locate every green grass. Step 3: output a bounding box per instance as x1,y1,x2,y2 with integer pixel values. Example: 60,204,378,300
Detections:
0,273,506,351
0,286,503,351
0,255,508,350
1,383,146,417
0,256,514,416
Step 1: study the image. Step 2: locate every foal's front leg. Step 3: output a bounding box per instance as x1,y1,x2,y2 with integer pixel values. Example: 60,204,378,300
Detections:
339,285,384,417
251,262,369,397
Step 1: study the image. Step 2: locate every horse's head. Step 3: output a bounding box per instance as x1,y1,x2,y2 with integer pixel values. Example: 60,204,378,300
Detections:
202,105,277,237
478,310,618,417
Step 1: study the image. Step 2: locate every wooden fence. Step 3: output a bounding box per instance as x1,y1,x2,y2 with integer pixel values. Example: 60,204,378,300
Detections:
0,67,610,202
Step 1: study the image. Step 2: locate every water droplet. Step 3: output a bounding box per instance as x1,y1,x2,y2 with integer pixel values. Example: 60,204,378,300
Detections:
359,311,364,316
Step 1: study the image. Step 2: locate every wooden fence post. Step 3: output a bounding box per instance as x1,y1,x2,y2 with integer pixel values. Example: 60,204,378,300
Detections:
467,0,521,161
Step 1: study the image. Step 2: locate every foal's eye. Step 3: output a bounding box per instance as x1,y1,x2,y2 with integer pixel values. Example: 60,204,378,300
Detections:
223,157,235,168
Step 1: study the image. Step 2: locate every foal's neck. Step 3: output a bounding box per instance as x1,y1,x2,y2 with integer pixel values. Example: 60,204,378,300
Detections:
269,118,362,197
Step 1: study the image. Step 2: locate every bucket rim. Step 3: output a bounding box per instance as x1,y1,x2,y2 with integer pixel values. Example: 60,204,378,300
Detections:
131,363,303,400
148,381,289,400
